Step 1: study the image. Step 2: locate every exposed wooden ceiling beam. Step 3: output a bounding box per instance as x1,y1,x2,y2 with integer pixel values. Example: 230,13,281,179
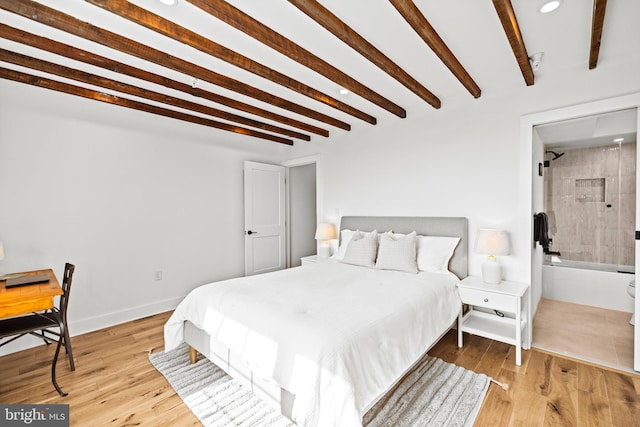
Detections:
85,0,376,125
0,24,327,138
492,0,534,86
186,0,405,119
287,0,440,109
388,0,481,99
0,0,350,131
0,67,293,145
0,49,310,141
589,0,608,69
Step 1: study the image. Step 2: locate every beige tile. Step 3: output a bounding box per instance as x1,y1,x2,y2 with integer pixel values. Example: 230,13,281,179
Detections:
536,326,618,364
614,338,635,367
532,325,557,347
605,308,634,324
607,315,634,340
533,298,634,371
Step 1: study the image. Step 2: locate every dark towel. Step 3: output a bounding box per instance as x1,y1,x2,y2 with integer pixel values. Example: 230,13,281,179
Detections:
533,212,550,251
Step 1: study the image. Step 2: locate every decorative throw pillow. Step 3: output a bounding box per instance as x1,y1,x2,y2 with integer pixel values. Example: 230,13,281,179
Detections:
376,231,418,273
331,229,355,260
416,236,461,272
333,229,382,260
341,230,378,267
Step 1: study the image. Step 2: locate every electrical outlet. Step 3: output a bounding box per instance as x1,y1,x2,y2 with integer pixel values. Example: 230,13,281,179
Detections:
154,270,163,281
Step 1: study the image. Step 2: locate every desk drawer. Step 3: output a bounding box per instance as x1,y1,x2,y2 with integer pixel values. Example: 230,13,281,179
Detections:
0,298,54,318
458,288,515,312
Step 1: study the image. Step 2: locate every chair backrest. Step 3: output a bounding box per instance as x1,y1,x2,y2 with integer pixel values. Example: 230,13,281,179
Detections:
59,263,75,319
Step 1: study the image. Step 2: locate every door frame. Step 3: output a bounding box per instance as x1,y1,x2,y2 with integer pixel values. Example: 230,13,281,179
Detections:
282,154,323,268
520,92,640,371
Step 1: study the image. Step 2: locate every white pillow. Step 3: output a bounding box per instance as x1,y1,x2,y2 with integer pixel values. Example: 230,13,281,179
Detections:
331,229,355,260
341,230,378,267
332,229,383,260
376,231,418,274
416,235,461,272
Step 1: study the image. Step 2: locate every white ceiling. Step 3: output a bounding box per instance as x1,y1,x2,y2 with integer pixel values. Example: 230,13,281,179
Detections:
536,108,637,150
1,0,639,144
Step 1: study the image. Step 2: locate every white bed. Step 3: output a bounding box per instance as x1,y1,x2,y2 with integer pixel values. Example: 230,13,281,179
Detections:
164,216,468,427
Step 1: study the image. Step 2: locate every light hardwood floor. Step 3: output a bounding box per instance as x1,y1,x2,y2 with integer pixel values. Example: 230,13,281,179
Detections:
0,312,639,426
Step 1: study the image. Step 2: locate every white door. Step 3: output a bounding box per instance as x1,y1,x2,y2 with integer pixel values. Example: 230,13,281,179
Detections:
244,161,286,276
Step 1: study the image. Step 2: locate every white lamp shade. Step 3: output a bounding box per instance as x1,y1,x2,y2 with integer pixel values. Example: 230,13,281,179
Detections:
474,229,510,256
0,242,4,261
315,223,337,241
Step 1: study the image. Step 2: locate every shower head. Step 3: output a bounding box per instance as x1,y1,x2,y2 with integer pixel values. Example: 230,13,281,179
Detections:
545,150,565,160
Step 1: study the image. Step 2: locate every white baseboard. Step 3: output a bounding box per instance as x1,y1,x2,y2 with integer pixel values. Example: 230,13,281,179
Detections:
0,296,183,356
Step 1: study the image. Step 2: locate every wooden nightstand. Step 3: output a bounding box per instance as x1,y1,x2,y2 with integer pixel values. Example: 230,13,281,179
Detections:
457,276,531,365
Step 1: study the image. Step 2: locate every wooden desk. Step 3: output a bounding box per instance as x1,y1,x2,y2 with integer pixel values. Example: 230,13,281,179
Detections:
0,269,62,319
0,268,69,396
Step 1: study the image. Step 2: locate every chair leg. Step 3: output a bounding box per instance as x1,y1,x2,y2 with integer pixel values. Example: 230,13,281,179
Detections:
59,323,75,371
63,330,75,371
51,335,67,397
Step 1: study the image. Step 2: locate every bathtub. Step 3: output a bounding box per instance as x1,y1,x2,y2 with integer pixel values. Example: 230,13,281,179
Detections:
542,258,634,312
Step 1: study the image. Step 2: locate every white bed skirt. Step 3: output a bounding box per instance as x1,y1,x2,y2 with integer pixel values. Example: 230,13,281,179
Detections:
183,318,458,425
184,320,296,420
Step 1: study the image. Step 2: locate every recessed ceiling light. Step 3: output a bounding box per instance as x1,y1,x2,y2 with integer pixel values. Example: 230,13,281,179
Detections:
539,0,563,14
159,0,178,6
339,88,350,96
613,137,625,143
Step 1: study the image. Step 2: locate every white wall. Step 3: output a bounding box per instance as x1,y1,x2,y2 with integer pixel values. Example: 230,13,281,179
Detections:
0,81,286,354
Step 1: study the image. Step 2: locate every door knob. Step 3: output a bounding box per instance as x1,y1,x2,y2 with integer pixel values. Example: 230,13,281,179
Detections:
246,230,257,235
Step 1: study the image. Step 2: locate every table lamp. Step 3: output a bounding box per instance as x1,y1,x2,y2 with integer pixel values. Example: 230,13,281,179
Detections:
315,223,337,258
474,229,510,284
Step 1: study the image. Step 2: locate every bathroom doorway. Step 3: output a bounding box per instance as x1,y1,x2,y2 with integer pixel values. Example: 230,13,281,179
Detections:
538,109,637,274
531,106,639,372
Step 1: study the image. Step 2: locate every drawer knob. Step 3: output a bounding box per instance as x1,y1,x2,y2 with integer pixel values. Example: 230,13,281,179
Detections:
483,298,489,303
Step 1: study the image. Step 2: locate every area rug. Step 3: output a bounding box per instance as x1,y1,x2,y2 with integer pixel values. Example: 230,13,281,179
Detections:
149,343,494,427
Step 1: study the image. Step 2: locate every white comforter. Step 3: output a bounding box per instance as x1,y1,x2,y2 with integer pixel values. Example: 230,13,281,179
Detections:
164,261,461,427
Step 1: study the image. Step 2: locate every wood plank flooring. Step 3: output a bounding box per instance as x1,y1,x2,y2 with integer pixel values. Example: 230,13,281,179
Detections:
0,311,200,426
428,331,640,426
0,312,638,426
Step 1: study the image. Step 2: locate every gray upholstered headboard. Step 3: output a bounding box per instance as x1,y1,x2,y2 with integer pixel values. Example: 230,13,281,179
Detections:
339,216,468,279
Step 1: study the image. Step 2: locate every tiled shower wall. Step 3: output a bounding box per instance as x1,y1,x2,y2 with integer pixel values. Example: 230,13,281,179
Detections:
544,142,636,267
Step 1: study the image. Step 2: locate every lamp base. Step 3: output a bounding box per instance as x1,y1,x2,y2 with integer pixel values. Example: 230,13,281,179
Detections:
318,242,331,259
481,257,502,284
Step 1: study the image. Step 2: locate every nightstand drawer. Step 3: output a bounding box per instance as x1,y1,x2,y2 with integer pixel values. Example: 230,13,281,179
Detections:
458,288,516,312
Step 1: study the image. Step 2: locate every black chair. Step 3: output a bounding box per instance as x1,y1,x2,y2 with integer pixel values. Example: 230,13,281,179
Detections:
0,263,76,396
